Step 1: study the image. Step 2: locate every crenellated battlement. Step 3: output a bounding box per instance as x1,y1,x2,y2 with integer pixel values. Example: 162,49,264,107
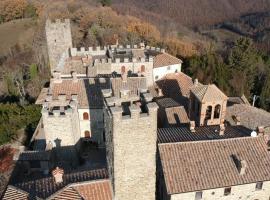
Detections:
70,44,165,57
42,105,74,118
46,19,71,29
70,46,107,57
93,56,154,65
103,90,158,120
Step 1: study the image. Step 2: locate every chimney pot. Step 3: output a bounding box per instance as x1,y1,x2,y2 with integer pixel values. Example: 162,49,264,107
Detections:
52,167,64,183
240,160,247,175
194,79,198,86
190,121,195,133
121,72,128,82
219,124,225,135
258,126,265,136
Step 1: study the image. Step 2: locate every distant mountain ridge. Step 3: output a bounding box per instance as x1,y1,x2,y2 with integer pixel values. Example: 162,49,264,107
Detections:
112,0,270,27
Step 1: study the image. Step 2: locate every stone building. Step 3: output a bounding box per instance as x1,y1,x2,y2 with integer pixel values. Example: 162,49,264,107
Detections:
46,19,72,72
158,135,270,200
189,84,228,126
103,88,158,200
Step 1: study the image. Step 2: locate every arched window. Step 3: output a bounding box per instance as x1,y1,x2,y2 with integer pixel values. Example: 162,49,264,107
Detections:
84,131,91,138
214,105,221,119
205,106,212,120
83,112,89,120
121,66,126,73
141,65,145,72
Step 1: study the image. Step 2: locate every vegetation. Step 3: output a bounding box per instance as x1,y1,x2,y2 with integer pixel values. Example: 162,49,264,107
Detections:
0,0,38,23
0,103,41,145
184,37,270,111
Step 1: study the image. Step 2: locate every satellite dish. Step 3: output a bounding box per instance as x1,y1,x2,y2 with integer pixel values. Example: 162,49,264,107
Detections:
251,131,257,137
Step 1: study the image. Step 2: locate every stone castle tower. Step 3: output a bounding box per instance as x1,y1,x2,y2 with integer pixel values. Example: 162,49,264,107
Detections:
45,19,72,72
104,92,158,200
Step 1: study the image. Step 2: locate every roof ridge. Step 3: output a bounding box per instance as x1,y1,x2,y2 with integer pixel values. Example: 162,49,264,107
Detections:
158,134,262,146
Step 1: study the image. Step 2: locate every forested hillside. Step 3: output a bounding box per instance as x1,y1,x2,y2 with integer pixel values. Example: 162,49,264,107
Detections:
112,0,270,27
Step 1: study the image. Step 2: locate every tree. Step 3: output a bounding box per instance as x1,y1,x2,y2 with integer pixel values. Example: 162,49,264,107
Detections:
100,0,111,7
227,38,258,97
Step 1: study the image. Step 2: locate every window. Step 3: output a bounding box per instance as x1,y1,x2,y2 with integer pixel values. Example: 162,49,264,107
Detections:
195,191,202,200
121,66,126,73
214,105,221,119
84,131,91,138
141,65,145,72
83,112,89,120
255,182,263,190
205,106,212,120
224,187,231,196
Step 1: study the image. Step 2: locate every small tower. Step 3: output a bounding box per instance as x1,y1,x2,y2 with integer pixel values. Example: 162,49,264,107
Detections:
45,19,72,72
189,84,228,126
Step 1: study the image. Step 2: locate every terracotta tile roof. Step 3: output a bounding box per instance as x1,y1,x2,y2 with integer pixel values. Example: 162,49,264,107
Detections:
15,151,51,161
159,136,270,194
8,168,108,199
226,104,270,131
156,97,181,108
153,53,182,68
74,180,112,200
156,72,194,97
191,84,227,102
51,78,110,108
111,77,147,98
61,57,91,75
164,106,190,127
2,186,29,200
51,187,82,200
157,125,251,143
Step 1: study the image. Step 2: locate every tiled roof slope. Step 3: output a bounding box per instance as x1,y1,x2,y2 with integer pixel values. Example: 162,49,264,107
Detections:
164,106,190,127
156,72,194,97
111,77,147,98
159,136,270,194
51,78,110,108
226,104,270,131
153,53,182,68
51,187,82,200
74,180,113,200
9,168,108,199
191,84,227,102
3,186,29,200
158,125,251,143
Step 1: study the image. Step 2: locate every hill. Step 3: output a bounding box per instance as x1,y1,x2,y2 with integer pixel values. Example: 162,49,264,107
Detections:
112,0,270,27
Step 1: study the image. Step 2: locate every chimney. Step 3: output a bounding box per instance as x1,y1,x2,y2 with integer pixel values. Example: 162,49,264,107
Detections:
121,72,127,83
219,123,225,135
231,155,247,175
258,126,265,136
158,88,163,97
190,121,195,133
194,79,198,86
53,71,62,83
52,167,64,183
240,160,247,175
72,71,78,82
235,116,241,125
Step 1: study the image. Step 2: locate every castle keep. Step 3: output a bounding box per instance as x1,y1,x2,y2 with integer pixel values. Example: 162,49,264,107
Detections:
3,18,270,200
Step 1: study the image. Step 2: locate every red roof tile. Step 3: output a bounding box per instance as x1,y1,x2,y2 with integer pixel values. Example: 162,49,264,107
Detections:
153,53,182,68
159,136,270,194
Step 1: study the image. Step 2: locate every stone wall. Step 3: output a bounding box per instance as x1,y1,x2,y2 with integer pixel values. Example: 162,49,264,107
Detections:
107,101,158,200
46,19,72,72
42,104,80,147
170,181,270,200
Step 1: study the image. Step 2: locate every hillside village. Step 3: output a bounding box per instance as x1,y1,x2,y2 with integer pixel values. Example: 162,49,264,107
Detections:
2,18,270,200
